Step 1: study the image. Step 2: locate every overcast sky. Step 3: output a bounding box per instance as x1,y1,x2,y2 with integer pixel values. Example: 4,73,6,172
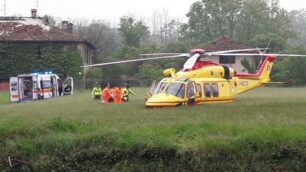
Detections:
1,0,306,23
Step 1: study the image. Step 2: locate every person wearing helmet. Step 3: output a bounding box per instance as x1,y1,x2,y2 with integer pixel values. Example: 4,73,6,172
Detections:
92,82,102,100
122,82,136,102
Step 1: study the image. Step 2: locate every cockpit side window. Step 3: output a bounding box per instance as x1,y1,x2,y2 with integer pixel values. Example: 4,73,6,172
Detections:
187,82,196,98
154,82,167,94
148,80,158,95
177,84,185,98
196,84,202,97
204,83,211,97
211,83,219,97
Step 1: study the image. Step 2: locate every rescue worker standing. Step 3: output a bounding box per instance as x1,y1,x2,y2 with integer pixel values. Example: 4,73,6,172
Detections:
122,83,136,102
92,82,102,100
102,83,111,103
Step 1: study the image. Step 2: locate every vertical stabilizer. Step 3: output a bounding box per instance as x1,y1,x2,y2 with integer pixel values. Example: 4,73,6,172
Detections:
235,55,276,94
256,55,276,83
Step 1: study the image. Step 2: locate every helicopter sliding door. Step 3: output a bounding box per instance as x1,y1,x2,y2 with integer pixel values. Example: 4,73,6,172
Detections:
186,81,200,105
202,82,235,103
203,82,219,99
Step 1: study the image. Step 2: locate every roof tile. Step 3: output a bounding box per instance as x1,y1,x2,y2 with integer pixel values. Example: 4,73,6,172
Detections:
0,19,82,42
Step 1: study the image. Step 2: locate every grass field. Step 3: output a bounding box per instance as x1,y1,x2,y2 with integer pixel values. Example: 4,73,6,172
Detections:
1,87,306,171
0,91,9,105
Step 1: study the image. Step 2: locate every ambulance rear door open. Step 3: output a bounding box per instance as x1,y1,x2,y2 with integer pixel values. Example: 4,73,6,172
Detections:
32,75,38,100
63,77,74,95
17,75,34,102
10,77,19,102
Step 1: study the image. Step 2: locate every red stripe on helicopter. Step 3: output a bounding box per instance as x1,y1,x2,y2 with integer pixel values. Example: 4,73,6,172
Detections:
234,55,276,78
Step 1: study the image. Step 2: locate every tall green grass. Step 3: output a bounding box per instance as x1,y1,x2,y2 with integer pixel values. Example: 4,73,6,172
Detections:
0,91,9,105
1,87,306,171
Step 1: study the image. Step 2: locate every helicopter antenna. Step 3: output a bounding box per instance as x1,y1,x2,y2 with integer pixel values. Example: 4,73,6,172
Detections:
264,39,272,54
256,39,272,71
36,0,39,11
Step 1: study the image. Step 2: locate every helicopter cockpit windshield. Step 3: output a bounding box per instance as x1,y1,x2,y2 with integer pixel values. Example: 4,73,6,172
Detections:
165,82,185,98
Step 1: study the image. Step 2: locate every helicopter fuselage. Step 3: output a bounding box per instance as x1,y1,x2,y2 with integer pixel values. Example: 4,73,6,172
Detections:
145,54,276,107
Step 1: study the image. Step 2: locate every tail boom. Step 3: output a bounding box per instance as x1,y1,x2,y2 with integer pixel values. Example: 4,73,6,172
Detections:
234,55,276,94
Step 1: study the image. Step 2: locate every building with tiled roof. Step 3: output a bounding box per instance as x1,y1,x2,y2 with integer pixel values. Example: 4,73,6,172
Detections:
0,9,94,86
0,16,93,47
203,37,256,73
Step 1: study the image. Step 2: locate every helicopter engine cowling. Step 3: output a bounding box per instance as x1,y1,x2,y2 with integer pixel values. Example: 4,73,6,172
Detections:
177,65,235,79
163,68,176,77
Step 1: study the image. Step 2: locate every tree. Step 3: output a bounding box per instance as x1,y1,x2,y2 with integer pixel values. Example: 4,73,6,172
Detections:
118,17,149,47
271,46,306,86
182,0,244,45
73,19,121,63
182,0,297,48
149,10,184,52
289,10,306,46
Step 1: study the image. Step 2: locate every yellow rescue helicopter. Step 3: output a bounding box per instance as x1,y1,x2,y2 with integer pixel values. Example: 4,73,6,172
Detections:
82,48,306,107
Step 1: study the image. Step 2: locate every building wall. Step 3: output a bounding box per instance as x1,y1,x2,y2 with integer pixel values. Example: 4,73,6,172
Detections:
77,43,94,88
77,43,93,73
205,56,255,73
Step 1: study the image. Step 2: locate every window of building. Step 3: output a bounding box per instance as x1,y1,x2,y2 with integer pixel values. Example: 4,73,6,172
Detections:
219,55,235,64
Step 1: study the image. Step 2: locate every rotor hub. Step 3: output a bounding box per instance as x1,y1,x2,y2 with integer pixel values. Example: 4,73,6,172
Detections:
191,49,205,54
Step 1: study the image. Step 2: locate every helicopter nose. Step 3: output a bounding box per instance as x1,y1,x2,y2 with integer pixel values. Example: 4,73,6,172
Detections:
145,93,183,107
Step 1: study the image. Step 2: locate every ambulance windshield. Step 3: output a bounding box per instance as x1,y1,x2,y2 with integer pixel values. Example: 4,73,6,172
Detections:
42,81,51,88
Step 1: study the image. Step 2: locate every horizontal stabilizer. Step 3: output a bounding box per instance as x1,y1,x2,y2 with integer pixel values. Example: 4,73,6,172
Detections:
262,79,293,85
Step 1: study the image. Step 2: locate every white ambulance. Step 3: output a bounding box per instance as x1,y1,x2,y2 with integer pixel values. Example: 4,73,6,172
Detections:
9,72,73,102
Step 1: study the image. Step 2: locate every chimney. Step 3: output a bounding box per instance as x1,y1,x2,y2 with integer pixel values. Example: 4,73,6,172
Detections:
43,15,49,25
68,23,73,33
61,21,68,30
61,21,73,33
31,9,37,18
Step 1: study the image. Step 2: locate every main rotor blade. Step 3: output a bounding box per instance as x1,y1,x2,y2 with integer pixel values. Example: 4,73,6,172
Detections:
210,53,306,57
81,53,189,67
206,48,267,56
140,53,183,56
140,48,268,57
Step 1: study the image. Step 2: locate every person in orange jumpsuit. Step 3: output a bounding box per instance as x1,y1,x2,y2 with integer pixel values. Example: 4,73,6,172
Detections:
114,87,122,104
102,84,111,103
